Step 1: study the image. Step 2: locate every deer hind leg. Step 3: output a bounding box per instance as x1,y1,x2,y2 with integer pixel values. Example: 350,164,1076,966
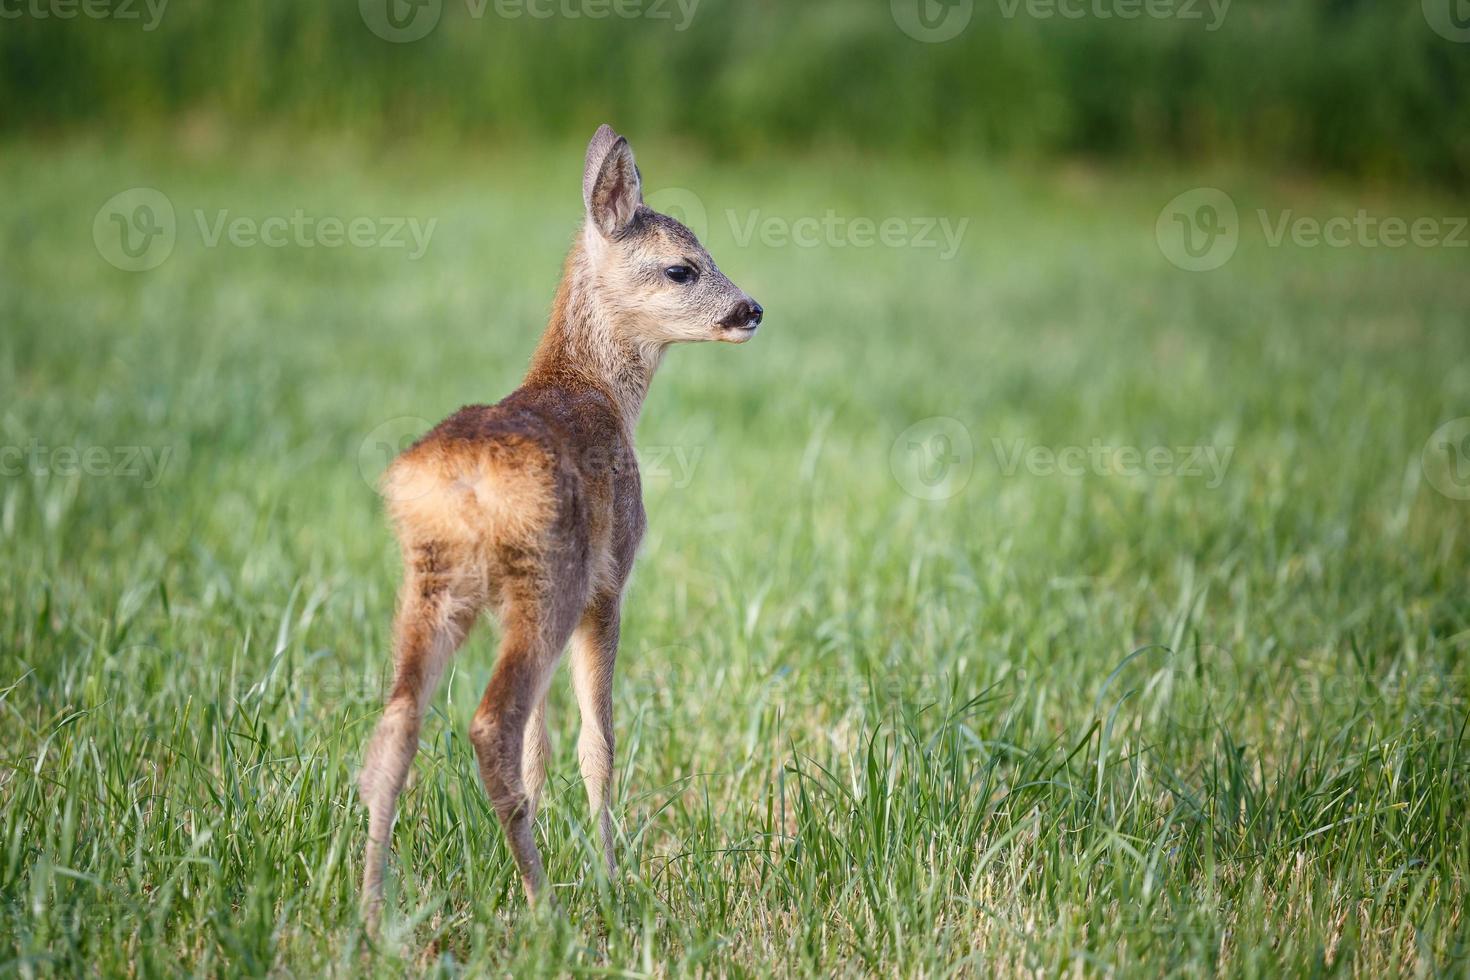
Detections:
468,588,581,903
359,545,478,928
521,694,550,824
570,594,620,878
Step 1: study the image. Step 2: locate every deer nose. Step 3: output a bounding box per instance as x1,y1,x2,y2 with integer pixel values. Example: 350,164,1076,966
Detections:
731,298,762,328
722,298,763,330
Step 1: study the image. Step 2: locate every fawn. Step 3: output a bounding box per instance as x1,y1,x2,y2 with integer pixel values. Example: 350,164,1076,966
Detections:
358,125,763,924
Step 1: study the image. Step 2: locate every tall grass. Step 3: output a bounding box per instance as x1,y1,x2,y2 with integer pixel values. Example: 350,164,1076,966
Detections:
3,0,1469,182
1,135,1468,973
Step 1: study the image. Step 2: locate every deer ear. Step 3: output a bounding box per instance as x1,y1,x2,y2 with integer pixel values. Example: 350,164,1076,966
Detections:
583,124,642,238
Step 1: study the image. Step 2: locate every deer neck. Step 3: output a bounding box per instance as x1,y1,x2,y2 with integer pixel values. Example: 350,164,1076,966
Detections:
526,235,664,433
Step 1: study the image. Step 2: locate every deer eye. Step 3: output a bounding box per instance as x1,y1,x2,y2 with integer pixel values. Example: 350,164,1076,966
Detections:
664,265,696,284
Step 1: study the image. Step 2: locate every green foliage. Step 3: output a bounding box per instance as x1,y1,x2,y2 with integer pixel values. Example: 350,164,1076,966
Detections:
3,0,1469,181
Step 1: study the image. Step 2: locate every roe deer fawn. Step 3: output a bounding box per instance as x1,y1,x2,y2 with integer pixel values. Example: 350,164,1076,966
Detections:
358,124,763,924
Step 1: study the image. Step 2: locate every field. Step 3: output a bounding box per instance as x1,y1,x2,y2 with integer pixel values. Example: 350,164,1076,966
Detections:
2,133,1469,975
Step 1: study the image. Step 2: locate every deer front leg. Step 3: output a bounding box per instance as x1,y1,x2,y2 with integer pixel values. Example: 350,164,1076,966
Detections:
570,595,620,878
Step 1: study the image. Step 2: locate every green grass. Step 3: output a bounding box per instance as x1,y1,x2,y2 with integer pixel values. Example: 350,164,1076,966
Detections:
1,133,1469,975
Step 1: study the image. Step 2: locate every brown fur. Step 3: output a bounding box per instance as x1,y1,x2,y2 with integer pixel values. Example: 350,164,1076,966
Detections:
358,125,762,926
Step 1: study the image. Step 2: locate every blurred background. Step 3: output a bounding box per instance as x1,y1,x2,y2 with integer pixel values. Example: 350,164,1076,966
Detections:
3,0,1468,184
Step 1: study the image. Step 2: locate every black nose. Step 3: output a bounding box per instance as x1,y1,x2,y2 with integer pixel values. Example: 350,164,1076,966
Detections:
721,298,764,330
